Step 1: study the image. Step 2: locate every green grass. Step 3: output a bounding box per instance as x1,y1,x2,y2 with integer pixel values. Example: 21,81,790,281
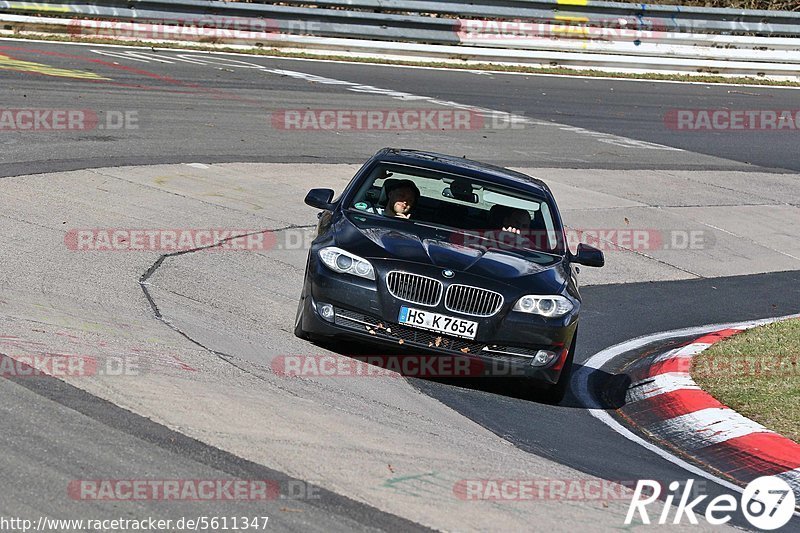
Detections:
692,319,800,442
4,31,800,87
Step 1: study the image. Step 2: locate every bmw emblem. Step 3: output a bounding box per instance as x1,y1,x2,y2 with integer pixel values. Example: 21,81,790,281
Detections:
442,269,455,279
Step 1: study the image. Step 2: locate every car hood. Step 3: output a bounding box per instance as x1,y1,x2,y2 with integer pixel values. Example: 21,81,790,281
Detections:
338,212,568,290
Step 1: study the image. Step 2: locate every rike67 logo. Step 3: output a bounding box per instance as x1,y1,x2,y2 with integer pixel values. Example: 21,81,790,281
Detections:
626,476,796,530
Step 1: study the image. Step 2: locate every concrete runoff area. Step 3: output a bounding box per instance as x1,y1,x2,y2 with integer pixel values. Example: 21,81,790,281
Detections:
1,162,797,530
520,168,800,285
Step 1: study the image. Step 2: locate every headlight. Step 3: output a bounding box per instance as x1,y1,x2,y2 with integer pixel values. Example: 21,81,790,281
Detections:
513,295,573,317
319,247,375,280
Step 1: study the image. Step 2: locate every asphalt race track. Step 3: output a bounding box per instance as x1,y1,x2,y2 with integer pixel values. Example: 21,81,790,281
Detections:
1,39,799,532
3,41,800,177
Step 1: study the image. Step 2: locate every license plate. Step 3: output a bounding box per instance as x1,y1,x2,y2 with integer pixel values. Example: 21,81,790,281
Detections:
398,306,478,340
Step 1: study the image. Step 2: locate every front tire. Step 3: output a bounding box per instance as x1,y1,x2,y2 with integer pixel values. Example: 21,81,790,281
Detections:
540,331,577,405
294,296,310,340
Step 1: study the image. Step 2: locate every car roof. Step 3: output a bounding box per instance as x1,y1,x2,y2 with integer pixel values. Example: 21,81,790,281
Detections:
373,148,551,196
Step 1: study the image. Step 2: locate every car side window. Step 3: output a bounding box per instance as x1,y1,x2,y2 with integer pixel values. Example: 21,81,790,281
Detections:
352,179,387,213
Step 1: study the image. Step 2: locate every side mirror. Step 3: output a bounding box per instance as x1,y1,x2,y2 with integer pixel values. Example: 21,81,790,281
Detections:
574,243,604,267
304,188,334,210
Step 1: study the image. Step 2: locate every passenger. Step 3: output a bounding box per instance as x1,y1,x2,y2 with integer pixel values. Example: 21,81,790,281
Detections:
383,179,420,219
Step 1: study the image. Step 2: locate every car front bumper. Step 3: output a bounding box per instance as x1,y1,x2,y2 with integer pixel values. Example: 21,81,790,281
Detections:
299,260,578,382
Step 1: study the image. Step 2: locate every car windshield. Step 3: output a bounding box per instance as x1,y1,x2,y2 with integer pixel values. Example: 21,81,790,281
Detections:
347,163,565,256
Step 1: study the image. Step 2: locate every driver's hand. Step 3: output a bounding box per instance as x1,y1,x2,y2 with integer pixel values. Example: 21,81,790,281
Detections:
502,226,521,234
395,213,411,219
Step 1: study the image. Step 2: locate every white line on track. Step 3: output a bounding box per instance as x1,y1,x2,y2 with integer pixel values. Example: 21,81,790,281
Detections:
84,48,681,151
7,38,794,151
4,36,800,91
573,312,800,513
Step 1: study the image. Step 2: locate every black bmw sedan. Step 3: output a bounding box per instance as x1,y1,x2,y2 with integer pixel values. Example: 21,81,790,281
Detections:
295,148,604,402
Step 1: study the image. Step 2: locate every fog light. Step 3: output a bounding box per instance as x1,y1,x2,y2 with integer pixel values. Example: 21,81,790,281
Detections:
319,303,335,322
531,350,556,367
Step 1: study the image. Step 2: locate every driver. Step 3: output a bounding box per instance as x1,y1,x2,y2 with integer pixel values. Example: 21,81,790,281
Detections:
501,208,531,234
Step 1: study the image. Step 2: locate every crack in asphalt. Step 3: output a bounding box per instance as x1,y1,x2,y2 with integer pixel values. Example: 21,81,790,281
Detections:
137,224,313,387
